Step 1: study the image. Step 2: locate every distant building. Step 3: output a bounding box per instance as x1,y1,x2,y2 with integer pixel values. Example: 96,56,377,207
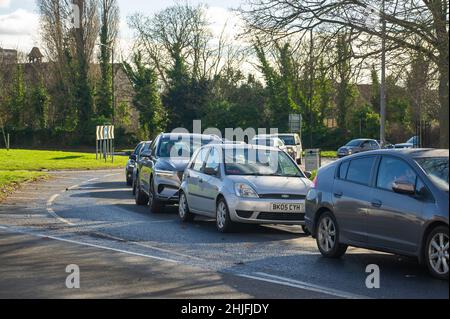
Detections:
28,47,44,64
0,48,18,64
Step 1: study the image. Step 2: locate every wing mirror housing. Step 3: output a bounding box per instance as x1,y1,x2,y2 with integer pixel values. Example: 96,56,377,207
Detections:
304,171,312,179
129,154,137,161
204,167,219,176
392,180,415,195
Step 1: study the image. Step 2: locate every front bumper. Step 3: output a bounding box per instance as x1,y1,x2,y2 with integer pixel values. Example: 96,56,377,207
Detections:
225,194,306,225
154,173,182,203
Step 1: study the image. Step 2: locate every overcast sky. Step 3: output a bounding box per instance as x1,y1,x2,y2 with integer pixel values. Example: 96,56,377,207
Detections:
0,0,244,57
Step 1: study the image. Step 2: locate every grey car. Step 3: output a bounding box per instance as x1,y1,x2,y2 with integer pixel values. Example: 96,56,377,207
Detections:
178,144,313,233
134,133,221,213
337,139,380,158
305,149,449,279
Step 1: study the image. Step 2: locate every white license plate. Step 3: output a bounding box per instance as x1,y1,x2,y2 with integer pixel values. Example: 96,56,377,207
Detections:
270,203,304,213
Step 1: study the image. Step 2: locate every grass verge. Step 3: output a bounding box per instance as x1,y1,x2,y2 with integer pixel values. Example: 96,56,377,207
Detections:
0,170,49,201
0,149,128,171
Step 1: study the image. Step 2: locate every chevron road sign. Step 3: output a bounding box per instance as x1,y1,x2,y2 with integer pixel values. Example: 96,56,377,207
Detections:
96,125,115,162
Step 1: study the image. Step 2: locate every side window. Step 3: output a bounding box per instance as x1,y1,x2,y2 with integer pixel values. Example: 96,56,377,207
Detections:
134,143,142,155
338,161,350,179
205,148,221,172
192,148,209,172
376,156,417,191
371,141,379,149
346,157,375,186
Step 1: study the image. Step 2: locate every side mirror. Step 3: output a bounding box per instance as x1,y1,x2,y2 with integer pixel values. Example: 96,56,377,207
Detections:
129,154,137,161
204,167,218,176
141,151,151,159
304,171,312,179
392,180,415,195
125,151,132,156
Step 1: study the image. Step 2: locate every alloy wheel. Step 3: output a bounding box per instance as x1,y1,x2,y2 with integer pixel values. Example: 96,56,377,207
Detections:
428,232,449,276
318,216,336,252
179,193,187,219
217,201,226,229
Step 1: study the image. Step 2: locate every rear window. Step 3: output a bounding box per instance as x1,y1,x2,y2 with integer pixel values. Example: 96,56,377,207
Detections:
346,157,375,186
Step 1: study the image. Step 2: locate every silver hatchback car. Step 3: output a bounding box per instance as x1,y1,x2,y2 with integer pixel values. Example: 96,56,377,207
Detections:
178,144,313,233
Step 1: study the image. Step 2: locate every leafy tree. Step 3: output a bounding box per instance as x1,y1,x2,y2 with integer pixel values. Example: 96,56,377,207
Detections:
123,52,167,139
9,65,27,129
28,79,50,129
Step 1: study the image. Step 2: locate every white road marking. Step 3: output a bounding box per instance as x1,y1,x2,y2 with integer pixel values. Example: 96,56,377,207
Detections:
103,173,120,178
132,242,203,261
236,272,370,299
46,194,74,226
0,225,179,264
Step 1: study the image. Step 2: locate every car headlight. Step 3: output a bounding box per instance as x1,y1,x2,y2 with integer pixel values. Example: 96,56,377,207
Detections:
155,169,176,178
234,183,259,198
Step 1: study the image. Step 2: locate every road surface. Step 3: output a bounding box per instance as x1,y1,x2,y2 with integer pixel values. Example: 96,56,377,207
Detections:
0,169,447,299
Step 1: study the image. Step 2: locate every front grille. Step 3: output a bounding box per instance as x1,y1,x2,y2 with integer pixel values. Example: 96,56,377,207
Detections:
257,212,305,221
236,210,254,218
259,194,306,200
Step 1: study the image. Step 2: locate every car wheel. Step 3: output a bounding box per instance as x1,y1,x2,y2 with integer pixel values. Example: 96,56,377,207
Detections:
148,177,163,214
302,225,311,236
425,226,449,280
132,178,136,195
179,192,194,222
126,173,132,186
216,198,235,233
316,211,347,258
135,178,148,205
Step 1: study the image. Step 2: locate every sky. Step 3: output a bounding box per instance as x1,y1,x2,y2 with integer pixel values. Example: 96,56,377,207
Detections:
0,0,245,57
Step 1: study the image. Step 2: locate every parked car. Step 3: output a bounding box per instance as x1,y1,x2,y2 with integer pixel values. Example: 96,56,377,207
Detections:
337,139,380,158
305,149,449,279
178,143,313,233
125,141,148,186
255,134,303,164
131,141,152,195
134,133,221,213
251,136,287,152
395,136,419,149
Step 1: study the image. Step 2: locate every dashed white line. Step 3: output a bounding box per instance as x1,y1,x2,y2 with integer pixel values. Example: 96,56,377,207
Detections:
0,225,179,264
237,272,370,299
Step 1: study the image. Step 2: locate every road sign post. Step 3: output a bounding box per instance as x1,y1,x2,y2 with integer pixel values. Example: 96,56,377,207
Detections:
96,125,115,163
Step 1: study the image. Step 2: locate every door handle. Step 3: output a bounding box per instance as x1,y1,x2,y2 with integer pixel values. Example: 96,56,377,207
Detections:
371,200,382,208
333,191,343,198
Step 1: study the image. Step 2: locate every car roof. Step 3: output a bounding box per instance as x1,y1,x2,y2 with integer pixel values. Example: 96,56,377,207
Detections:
345,148,449,159
160,133,220,140
206,143,280,152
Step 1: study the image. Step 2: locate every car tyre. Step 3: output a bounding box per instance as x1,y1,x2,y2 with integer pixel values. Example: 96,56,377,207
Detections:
216,198,235,233
148,177,163,214
302,225,311,236
135,178,148,205
179,191,194,222
316,211,347,258
425,226,449,280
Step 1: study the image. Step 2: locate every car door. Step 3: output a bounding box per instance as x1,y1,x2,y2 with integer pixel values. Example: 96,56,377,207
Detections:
201,147,222,215
186,147,210,212
332,156,377,244
366,155,424,253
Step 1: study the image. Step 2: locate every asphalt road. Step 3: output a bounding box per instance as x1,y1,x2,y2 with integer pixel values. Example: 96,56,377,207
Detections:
0,169,448,299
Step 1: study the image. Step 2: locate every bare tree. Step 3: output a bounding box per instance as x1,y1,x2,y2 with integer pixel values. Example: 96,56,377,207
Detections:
240,0,449,148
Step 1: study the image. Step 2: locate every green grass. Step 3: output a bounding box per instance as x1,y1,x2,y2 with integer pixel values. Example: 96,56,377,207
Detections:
0,170,49,200
0,149,128,171
320,151,337,158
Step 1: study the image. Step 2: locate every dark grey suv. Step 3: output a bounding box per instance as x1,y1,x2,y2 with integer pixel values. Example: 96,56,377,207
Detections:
305,149,449,279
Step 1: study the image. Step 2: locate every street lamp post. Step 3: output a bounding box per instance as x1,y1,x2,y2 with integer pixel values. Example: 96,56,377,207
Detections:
379,0,386,147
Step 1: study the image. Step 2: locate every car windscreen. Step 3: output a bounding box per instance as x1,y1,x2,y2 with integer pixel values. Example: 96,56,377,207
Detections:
278,136,296,145
157,136,214,158
345,140,362,147
415,157,449,191
252,139,274,147
224,148,303,177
